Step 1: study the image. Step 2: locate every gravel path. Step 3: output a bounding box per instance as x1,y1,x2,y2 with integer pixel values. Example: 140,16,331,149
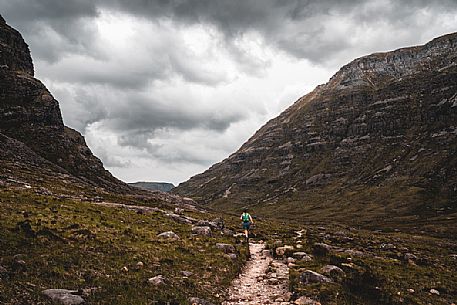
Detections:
223,242,291,305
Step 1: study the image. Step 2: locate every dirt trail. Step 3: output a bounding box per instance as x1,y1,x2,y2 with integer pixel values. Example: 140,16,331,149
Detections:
223,242,291,305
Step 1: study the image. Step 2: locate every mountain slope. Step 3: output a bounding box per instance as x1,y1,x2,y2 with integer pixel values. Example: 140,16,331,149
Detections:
174,33,457,229
0,15,130,193
129,181,175,192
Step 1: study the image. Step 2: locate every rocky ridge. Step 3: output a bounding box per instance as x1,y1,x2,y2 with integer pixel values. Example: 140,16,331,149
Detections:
174,32,457,231
0,15,130,192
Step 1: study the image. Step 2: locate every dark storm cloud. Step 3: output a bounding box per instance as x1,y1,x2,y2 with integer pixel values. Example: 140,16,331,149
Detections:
3,0,457,64
105,96,246,133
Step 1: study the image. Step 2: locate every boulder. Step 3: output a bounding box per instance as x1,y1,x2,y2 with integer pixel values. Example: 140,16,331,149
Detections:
42,289,84,305
321,265,345,281
157,231,180,240
292,252,313,261
215,243,236,254
300,270,332,284
191,226,212,237
313,243,338,256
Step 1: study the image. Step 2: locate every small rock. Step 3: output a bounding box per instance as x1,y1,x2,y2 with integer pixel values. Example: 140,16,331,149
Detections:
294,296,321,305
268,278,279,285
262,249,272,257
275,245,294,256
189,297,215,305
300,270,332,284
286,257,296,264
148,275,166,286
429,289,440,295
216,243,236,254
222,228,234,236
404,253,417,260
42,289,84,305
157,231,180,240
292,252,313,261
407,289,415,293
181,271,193,277
136,262,144,269
121,266,128,272
225,253,238,260
191,226,212,237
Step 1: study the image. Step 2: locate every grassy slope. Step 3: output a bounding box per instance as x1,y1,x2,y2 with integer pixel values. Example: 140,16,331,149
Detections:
0,187,250,305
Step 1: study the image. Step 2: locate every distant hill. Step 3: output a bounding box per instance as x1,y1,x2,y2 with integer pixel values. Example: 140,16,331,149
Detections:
129,181,175,192
174,32,457,228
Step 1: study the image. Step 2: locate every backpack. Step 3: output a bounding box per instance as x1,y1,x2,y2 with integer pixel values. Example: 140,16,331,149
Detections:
242,213,250,223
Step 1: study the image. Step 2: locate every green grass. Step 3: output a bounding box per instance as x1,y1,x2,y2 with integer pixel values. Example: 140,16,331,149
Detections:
0,188,249,304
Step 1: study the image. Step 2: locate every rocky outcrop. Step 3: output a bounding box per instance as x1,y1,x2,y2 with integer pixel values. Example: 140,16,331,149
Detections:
0,15,130,192
174,32,457,226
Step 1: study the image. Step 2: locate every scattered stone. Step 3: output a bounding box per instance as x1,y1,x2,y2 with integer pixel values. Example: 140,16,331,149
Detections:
136,261,144,269
192,226,212,237
275,245,294,256
286,257,296,264
344,249,366,257
268,278,279,285
380,243,396,250
168,213,193,224
294,296,322,305
292,252,312,261
148,275,166,286
222,228,235,236
429,289,440,295
404,253,418,261
321,265,345,281
262,249,271,257
189,297,215,305
181,271,193,277
157,231,180,240
121,266,128,272
225,253,238,260
313,243,336,256
42,289,84,305
300,270,332,284
216,243,236,254
407,289,415,293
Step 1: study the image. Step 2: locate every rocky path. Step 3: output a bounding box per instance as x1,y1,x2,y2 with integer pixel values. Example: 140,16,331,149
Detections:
223,242,290,305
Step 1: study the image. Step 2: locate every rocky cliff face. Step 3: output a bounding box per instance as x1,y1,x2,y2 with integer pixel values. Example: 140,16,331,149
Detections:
0,15,130,192
174,33,457,225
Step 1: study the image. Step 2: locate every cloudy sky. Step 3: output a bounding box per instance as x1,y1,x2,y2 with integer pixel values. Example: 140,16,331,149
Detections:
1,0,456,185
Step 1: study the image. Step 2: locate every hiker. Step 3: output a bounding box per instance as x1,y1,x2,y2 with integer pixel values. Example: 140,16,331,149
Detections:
240,209,254,239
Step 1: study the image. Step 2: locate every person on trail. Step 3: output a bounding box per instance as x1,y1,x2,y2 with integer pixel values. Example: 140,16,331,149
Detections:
240,209,254,239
